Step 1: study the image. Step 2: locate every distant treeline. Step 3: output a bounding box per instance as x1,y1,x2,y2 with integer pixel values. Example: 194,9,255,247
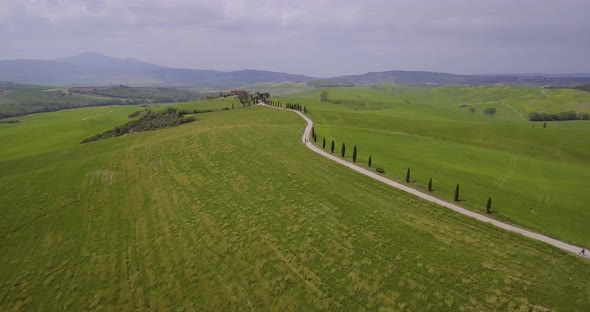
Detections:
528,111,590,121
0,98,145,119
573,84,590,92
308,80,356,88
81,108,204,144
548,84,590,93
69,85,199,103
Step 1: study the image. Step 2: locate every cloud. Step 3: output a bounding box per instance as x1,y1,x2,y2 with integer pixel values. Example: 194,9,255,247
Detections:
1,0,589,76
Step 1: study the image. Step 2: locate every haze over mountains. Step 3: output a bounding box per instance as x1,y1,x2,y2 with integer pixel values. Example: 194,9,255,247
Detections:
1,52,589,88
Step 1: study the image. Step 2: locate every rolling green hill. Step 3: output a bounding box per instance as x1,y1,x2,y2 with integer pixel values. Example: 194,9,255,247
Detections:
0,83,214,119
279,86,590,246
1,103,589,310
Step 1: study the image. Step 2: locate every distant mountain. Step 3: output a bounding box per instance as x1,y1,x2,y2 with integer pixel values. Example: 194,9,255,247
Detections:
0,53,315,87
1,53,589,87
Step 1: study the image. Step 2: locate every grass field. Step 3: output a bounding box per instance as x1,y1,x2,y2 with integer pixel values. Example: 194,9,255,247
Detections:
1,104,590,311
278,86,590,246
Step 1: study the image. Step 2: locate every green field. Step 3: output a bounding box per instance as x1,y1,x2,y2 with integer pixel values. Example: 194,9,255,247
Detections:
278,85,590,247
1,102,590,311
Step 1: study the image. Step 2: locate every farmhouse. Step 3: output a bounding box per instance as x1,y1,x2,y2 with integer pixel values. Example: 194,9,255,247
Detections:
230,90,248,97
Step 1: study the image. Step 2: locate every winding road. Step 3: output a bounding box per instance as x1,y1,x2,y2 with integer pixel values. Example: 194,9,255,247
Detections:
259,103,588,258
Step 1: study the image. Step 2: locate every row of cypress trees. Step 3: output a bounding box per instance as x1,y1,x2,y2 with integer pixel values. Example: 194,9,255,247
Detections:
270,100,495,214
269,100,310,115
318,134,494,213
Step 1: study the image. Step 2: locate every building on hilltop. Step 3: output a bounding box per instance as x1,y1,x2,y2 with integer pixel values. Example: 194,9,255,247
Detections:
230,90,248,97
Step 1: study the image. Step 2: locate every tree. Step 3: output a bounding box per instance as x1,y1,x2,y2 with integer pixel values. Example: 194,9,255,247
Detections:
468,107,476,113
368,155,372,167
313,132,317,142
237,93,249,107
484,107,497,115
341,143,346,157
322,137,326,149
352,146,357,162
406,168,411,182
486,197,492,213
454,184,460,201
311,127,315,139
320,90,329,102
428,177,433,192
331,140,335,153
543,122,547,128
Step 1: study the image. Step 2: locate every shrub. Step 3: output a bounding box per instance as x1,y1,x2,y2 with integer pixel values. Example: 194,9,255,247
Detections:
484,107,496,115
375,167,385,174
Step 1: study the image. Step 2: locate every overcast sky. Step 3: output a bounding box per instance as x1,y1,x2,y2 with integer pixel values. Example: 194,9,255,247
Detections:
1,0,589,77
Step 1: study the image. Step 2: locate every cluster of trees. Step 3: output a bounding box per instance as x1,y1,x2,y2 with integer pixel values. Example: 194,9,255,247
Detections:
528,111,590,121
237,91,271,107
81,108,197,144
0,119,19,123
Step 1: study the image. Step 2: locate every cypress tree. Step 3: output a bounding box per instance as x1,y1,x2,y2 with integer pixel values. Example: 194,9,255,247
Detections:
352,146,357,162
406,168,411,182
313,132,317,142
368,155,372,167
311,127,315,138
428,177,433,192
322,137,326,148
486,197,492,213
543,122,547,128
331,140,335,153
341,143,346,157
232,103,234,109
454,184,460,201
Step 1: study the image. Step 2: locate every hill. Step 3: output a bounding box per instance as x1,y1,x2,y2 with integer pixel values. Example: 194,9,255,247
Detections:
278,85,590,246
1,104,589,310
0,82,205,118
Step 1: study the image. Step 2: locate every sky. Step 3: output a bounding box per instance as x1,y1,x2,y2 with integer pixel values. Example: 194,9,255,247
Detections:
1,0,589,77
